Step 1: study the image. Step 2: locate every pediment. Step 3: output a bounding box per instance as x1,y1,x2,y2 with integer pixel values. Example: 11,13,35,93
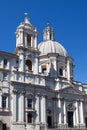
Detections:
59,86,83,95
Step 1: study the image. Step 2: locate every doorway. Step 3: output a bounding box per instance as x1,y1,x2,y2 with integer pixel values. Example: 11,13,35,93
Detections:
47,116,52,128
67,111,73,128
85,117,87,128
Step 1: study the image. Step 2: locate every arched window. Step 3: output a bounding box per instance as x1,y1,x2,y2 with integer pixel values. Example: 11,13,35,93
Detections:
27,34,31,47
26,60,32,71
27,113,32,123
4,59,7,66
42,65,47,75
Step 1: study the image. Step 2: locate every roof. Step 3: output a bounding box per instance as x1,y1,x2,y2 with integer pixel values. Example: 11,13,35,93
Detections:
38,40,68,57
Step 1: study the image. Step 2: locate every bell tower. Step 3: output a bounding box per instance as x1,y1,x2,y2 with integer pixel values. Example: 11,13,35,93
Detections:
15,13,39,74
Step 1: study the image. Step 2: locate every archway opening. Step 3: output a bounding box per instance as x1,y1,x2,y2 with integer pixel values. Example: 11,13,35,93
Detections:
26,60,32,71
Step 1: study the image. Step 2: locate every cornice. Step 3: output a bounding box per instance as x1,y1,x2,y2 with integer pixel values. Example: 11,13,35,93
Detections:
0,51,18,58
14,46,40,54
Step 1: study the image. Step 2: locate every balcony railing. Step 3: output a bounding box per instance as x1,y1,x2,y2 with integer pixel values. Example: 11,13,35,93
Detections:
10,70,70,90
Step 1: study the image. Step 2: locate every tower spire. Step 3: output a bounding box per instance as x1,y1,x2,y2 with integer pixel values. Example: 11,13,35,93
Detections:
47,22,51,29
24,12,31,24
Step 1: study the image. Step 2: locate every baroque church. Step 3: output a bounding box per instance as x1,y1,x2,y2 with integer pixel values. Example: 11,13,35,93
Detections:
0,14,87,130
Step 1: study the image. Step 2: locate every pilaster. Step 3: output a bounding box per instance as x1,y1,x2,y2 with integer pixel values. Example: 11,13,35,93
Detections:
41,95,46,123
35,94,40,123
79,100,85,128
67,59,70,81
75,100,79,125
40,94,47,130
0,95,2,108
34,32,38,49
18,93,24,122
64,100,67,124
34,54,39,75
25,33,27,47
58,98,62,124
53,98,57,127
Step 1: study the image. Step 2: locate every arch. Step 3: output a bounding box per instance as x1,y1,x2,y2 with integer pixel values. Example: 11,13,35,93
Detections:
42,65,47,74
27,34,31,47
26,59,32,71
58,62,66,77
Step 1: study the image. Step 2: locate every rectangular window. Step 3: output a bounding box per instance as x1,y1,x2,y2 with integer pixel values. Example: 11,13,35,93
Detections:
59,68,63,76
2,95,7,108
3,72,8,80
4,59,7,66
27,99,32,109
16,60,19,64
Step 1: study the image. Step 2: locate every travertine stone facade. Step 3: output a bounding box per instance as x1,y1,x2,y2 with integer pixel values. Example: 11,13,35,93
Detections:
0,14,87,130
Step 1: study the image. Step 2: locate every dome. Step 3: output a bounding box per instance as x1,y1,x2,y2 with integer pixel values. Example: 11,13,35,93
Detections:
38,40,68,57
38,24,68,57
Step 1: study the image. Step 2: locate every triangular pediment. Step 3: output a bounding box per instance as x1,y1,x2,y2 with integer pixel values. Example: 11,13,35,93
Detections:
59,85,84,95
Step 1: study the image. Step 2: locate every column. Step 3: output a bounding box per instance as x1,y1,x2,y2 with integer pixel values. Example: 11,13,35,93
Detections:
41,95,46,123
25,112,28,124
43,95,46,123
34,55,39,75
73,110,76,127
13,94,16,121
31,36,33,47
35,95,40,123
80,100,84,124
20,30,23,44
76,100,79,124
21,94,24,122
25,33,27,47
40,96,43,122
13,93,18,122
19,53,24,72
14,72,17,81
0,95,2,108
58,98,62,124
50,57,57,77
53,99,57,127
64,100,67,124
34,33,38,49
6,96,9,109
7,60,10,69
18,94,24,122
67,60,70,81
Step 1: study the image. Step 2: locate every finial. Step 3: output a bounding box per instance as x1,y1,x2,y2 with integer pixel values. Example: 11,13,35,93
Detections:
47,22,50,27
24,12,31,24
46,22,51,30
25,12,28,17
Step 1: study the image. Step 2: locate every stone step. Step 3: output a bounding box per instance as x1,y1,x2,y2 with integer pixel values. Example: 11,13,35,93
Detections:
47,129,87,130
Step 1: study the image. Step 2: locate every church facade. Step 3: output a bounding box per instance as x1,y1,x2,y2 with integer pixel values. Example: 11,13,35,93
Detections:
0,14,87,130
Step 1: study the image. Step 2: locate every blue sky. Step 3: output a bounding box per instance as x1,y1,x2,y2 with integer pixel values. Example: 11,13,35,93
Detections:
0,0,87,83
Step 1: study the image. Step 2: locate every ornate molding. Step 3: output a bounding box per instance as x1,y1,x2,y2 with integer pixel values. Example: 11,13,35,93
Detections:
67,103,76,111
